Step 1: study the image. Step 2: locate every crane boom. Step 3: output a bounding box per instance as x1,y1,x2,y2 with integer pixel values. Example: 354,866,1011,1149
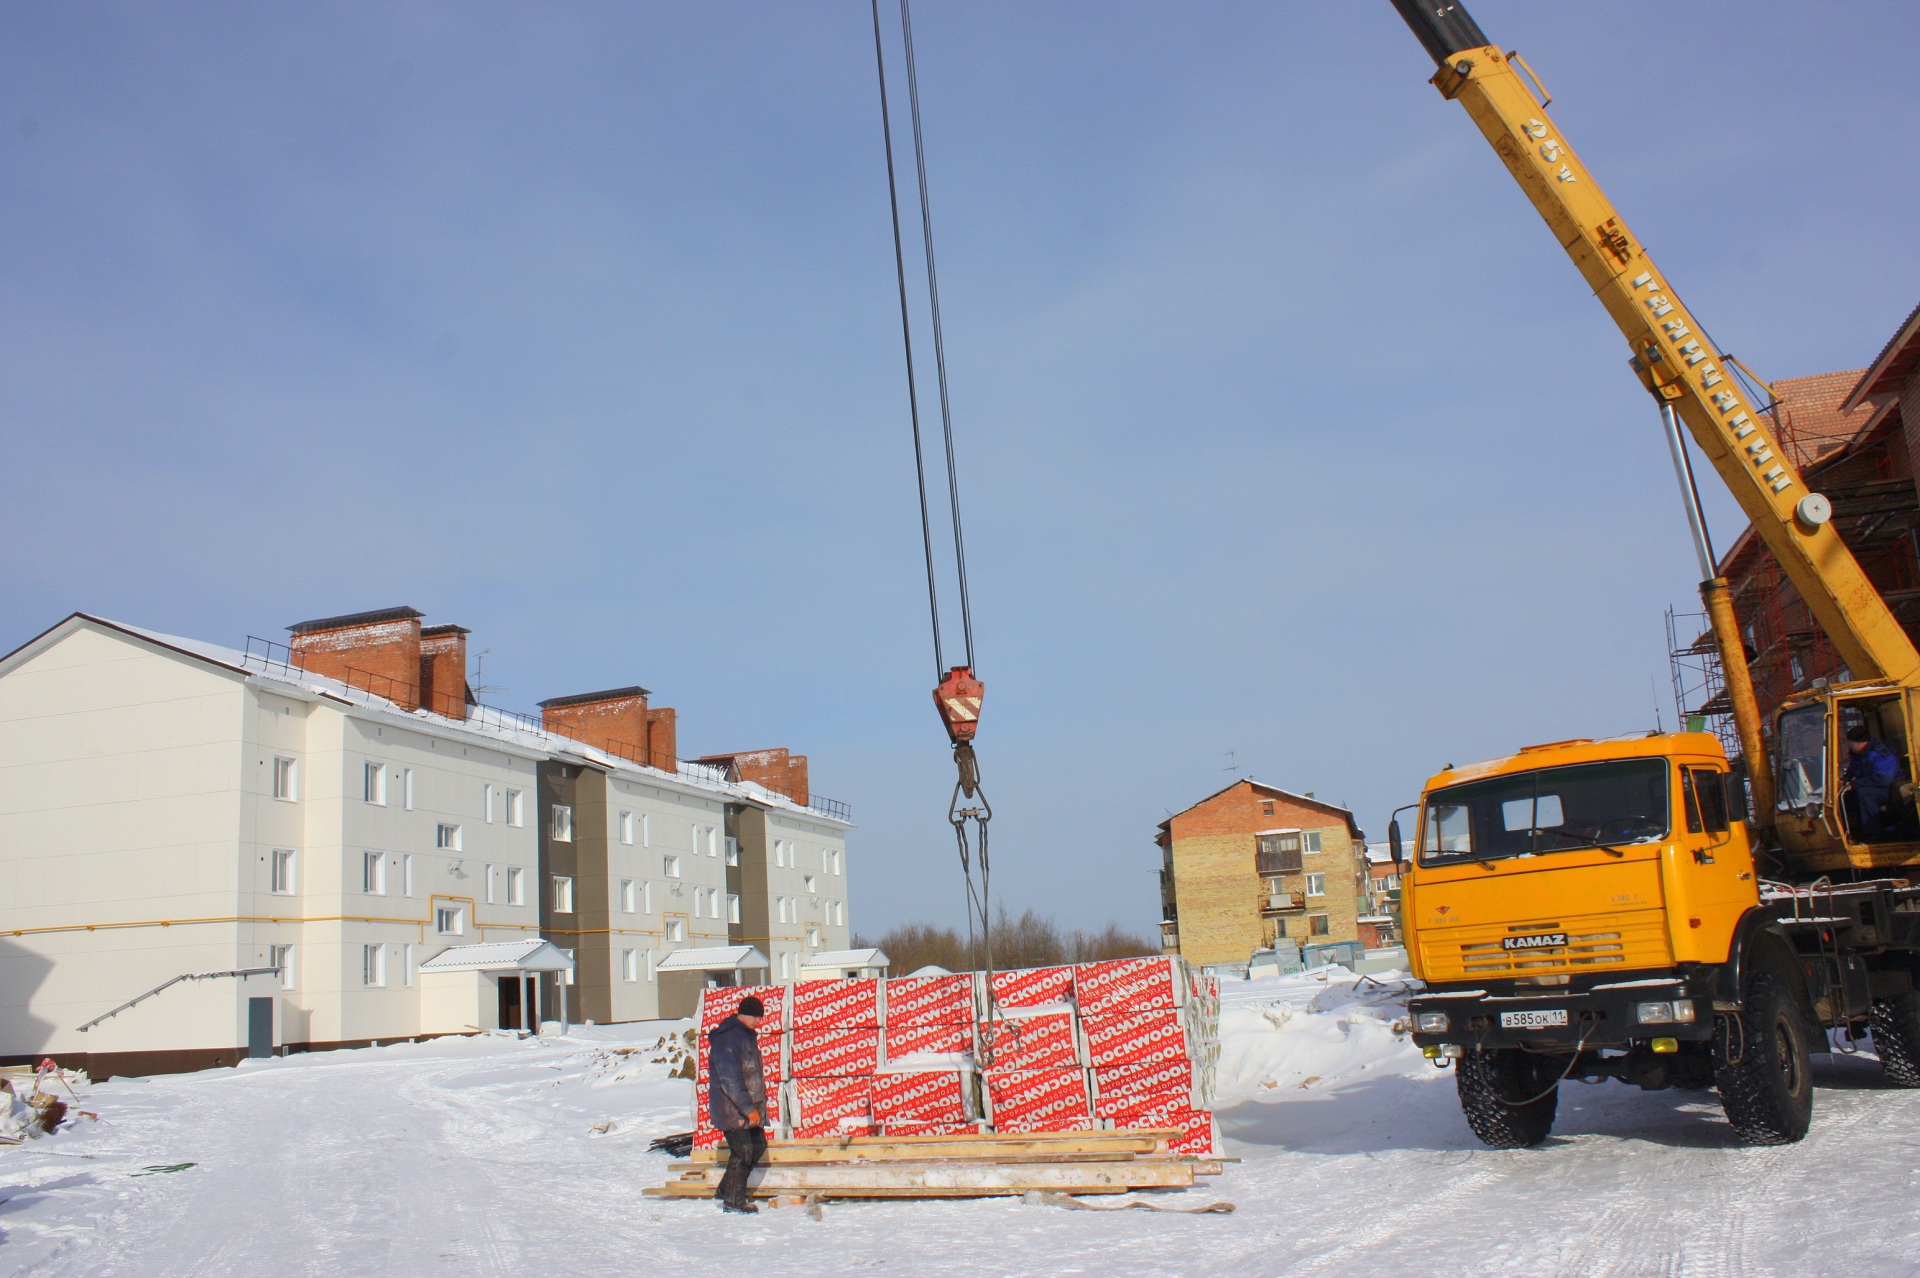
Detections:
1388,1,1920,691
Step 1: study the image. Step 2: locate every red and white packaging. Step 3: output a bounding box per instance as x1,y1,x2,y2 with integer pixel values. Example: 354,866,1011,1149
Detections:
790,978,883,1030
883,974,975,1026
697,1031,787,1083
1074,957,1184,1015
698,984,788,1033
1081,1007,1188,1069
693,1126,724,1151
988,966,1076,1011
692,1078,783,1139
1090,1057,1195,1108
1100,1095,1216,1156
984,1068,1093,1133
788,1077,874,1138
883,1021,974,1062
880,1120,986,1138
788,1027,881,1078
872,1069,978,1123
982,1010,1080,1071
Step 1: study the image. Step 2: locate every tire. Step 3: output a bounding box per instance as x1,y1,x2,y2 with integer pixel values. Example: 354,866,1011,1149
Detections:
1456,1048,1560,1148
1714,971,1813,1145
1869,988,1920,1087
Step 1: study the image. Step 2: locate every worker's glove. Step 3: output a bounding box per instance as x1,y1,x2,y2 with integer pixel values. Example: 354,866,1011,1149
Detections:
746,1108,761,1127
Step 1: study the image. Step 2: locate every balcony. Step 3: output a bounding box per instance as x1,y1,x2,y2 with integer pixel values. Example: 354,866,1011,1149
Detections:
1159,920,1180,950
1259,890,1306,916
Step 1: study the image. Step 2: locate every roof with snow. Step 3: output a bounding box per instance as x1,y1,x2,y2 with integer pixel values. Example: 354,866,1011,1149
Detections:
654,946,768,973
799,948,889,972
1159,778,1364,839
419,940,574,973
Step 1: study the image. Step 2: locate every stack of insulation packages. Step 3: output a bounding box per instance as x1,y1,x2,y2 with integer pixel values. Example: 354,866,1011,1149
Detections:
694,956,1220,1155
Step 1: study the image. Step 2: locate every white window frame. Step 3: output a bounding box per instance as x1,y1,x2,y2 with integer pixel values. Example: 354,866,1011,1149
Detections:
622,948,640,982
1304,830,1323,855
619,811,635,845
271,848,297,895
485,864,498,904
727,893,741,924
803,874,817,894
620,879,637,913
402,942,416,986
827,848,842,875
808,925,821,949
642,881,655,914
1305,872,1327,897
551,804,574,843
365,761,388,805
507,865,526,906
402,853,416,898
666,919,686,943
363,943,386,987
641,812,651,847
436,823,462,852
553,875,574,914
272,756,298,801
402,767,415,811
484,783,496,823
664,855,681,879
436,904,465,936
362,851,386,895
776,896,789,924
725,836,739,866
505,788,525,827
645,949,656,982
270,943,295,990
560,948,576,987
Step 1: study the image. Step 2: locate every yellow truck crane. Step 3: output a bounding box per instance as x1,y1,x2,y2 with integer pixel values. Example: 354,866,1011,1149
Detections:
1384,1,1920,1146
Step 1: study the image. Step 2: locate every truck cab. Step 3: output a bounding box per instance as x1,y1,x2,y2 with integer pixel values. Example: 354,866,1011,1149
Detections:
1773,682,1920,873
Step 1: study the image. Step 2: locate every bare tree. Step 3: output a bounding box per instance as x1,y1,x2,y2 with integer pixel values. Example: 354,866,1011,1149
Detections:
860,908,1156,975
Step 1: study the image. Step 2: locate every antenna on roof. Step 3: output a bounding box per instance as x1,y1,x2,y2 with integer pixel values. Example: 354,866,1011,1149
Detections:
1222,750,1239,775
1650,673,1664,733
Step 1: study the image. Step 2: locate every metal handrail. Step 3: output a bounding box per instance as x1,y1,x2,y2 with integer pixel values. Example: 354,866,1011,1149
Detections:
75,966,282,1033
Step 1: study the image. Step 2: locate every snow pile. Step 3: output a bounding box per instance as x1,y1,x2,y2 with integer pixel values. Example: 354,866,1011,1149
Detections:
1212,966,1423,1105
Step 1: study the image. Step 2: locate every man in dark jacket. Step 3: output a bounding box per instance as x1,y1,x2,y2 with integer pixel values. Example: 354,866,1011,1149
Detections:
1844,724,1904,840
707,995,768,1214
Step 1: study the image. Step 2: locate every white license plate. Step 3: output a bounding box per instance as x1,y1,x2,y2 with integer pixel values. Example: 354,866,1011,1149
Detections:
1500,1009,1569,1029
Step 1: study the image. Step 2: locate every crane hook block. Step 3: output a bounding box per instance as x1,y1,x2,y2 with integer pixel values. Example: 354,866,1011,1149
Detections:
933,665,984,745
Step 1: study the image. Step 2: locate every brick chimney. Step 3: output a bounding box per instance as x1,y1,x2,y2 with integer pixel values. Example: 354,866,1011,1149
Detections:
540,686,677,770
419,624,471,722
288,607,424,711
697,748,809,805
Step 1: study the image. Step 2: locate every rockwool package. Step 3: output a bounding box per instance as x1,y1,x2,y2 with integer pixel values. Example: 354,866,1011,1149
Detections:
871,1069,980,1124
883,1021,975,1062
788,1076,874,1138
790,977,883,1030
882,974,975,1026
983,1068,1093,1134
1080,1006,1190,1069
698,983,788,1033
1072,957,1184,1015
985,965,1077,1013
788,1026,882,1078
979,1008,1081,1071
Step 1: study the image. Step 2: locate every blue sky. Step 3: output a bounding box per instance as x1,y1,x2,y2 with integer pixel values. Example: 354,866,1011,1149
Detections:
4,2,1918,938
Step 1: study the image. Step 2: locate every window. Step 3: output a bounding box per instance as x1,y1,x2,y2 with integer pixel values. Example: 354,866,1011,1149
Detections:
645,949,656,982
507,866,526,905
402,767,415,810
1256,832,1303,874
807,925,821,948
725,836,739,866
620,811,635,845
727,893,741,924
505,789,525,826
362,851,386,895
666,919,686,943
1682,767,1731,835
641,812,651,846
553,875,574,913
776,896,787,924
709,890,722,920
827,849,842,876
774,839,793,868
1304,831,1323,855
664,855,682,879
560,949,576,986
622,949,640,982
642,881,655,914
402,943,416,986
363,944,386,987
551,804,574,842
1261,800,1275,816
1305,873,1326,897
692,887,707,916
832,900,845,926
402,853,416,897
436,823,462,851
270,944,295,990
365,762,388,805
1309,914,1330,937
272,756,298,801
621,879,638,913
803,874,817,894
270,849,297,895
436,904,465,935
485,864,498,904
484,783,496,823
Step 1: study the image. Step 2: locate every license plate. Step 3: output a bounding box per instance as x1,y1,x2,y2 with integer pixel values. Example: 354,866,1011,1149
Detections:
1500,1009,1569,1029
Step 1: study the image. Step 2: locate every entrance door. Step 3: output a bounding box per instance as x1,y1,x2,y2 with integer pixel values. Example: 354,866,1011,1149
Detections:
497,975,524,1030
247,997,273,1059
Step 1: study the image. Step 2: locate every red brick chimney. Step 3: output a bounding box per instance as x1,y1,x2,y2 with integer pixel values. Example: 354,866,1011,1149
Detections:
697,748,809,805
289,607,424,711
540,686,677,769
419,624,471,722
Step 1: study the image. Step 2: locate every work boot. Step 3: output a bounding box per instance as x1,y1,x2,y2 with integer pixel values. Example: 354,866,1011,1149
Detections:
722,1200,759,1215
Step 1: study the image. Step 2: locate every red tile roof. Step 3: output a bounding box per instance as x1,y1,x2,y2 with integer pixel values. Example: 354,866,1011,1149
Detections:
1845,299,1920,409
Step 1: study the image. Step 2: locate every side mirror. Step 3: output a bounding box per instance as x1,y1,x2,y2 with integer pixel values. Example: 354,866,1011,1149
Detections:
1388,818,1405,872
1724,771,1750,824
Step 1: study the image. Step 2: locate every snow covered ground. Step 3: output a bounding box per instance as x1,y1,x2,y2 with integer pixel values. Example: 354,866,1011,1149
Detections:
7,969,1920,1277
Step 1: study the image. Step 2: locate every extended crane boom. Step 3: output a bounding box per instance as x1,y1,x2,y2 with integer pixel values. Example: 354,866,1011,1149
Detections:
1388,2,1920,694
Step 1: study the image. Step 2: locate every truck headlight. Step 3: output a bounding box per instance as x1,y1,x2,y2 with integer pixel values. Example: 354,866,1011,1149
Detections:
1416,1011,1450,1033
1636,999,1694,1025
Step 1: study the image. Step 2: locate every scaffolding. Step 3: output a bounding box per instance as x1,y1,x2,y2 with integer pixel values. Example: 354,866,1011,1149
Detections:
1665,606,1741,761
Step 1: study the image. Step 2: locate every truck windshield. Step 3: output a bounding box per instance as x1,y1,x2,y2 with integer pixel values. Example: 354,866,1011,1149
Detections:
1774,704,1826,813
1420,759,1669,866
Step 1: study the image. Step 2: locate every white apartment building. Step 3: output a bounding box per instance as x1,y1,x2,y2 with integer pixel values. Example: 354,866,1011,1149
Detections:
0,610,855,1075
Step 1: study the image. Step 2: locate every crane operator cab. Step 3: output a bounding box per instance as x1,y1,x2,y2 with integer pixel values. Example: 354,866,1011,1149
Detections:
1773,686,1920,872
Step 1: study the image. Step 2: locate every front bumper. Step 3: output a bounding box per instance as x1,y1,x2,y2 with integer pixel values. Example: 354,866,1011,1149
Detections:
1409,968,1716,1052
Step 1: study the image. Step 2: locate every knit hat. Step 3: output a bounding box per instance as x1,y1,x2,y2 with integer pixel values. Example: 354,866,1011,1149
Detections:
738,996,766,1017
1847,725,1871,743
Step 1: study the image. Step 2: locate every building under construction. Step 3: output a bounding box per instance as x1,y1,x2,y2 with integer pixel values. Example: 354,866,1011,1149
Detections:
1671,301,1920,764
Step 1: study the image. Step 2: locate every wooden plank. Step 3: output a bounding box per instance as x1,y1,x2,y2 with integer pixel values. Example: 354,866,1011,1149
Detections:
691,1161,1197,1193
689,1133,1170,1162
646,1182,1136,1199
670,1150,1153,1173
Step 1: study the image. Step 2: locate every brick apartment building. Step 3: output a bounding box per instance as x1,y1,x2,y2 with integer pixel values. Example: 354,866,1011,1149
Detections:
1156,780,1366,968
0,606,853,1074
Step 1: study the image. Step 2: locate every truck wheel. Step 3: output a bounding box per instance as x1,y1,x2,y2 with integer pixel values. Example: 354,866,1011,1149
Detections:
1714,971,1813,1144
1455,1048,1559,1148
1869,989,1920,1087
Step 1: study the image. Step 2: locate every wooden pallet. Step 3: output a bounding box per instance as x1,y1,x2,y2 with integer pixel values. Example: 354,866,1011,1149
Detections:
646,1128,1222,1201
